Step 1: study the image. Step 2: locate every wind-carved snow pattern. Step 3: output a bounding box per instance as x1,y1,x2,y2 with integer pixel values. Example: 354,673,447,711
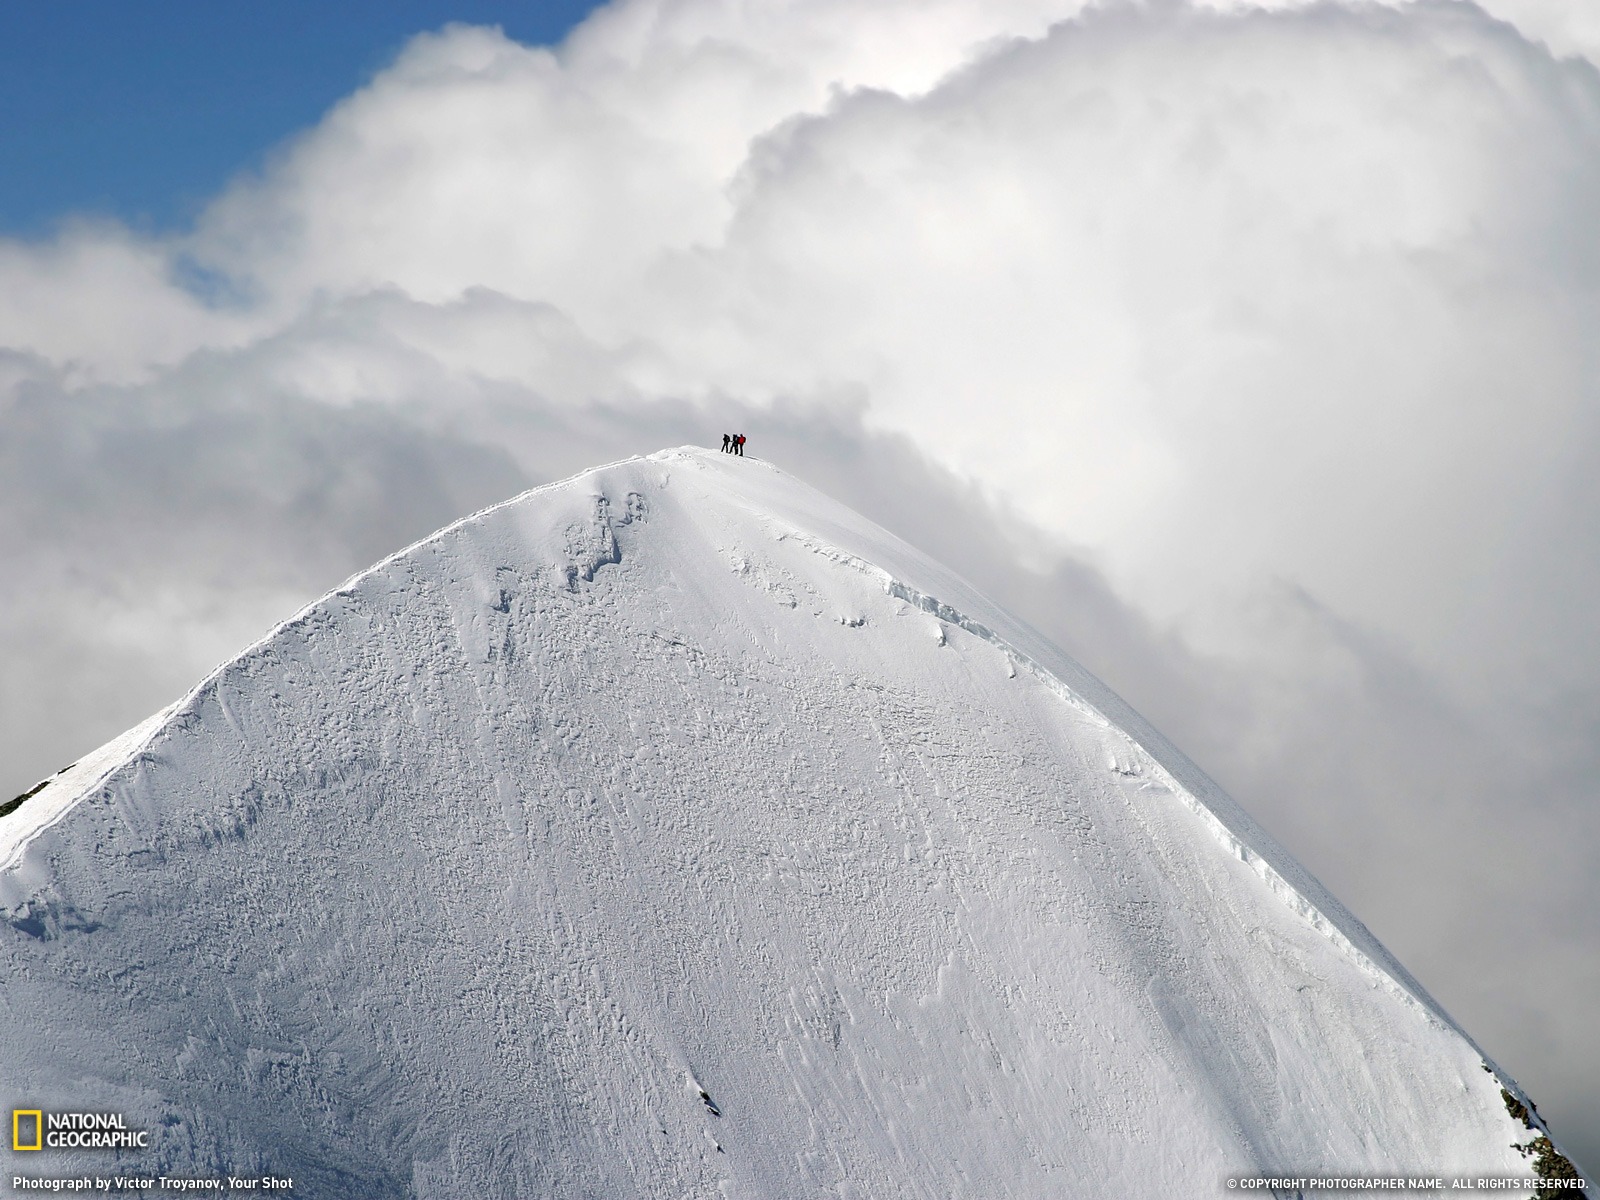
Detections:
0,447,1566,1197
887,572,1436,1022
760,520,1452,1024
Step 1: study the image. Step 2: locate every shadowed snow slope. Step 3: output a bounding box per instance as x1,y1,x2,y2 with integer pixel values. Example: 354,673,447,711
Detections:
0,448,1546,1196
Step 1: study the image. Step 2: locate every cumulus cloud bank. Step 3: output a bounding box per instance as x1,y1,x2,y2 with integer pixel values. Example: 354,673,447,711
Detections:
2,0,1597,1168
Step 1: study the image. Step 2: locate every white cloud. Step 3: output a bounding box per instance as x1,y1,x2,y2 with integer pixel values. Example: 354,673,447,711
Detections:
640,1,1600,688
1472,0,1600,64
0,224,256,383
2,0,1598,1169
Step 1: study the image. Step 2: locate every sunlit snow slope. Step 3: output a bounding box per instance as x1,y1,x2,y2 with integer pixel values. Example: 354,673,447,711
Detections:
1,448,1547,1197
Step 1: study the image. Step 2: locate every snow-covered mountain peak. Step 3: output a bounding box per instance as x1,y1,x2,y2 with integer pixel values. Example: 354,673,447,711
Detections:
0,446,1565,1196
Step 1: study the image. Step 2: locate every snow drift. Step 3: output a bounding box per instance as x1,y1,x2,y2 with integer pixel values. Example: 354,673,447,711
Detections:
0,448,1557,1196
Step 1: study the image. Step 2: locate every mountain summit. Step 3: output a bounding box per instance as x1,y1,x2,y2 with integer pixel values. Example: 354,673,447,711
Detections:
0,448,1562,1195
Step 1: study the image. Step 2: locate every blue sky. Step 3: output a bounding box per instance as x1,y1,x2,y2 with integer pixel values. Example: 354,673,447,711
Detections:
0,1,605,235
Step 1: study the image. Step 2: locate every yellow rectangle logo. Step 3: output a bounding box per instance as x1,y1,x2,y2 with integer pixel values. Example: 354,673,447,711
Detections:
13,1109,42,1151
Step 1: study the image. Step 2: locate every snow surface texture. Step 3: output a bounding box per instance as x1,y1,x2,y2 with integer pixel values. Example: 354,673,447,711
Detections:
0,448,1547,1197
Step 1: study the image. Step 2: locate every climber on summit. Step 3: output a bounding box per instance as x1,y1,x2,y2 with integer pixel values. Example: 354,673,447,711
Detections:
721,433,731,453
735,434,746,457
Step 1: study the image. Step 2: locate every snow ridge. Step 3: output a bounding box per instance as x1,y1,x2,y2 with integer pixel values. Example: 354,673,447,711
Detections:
0,446,1546,1196
740,477,1451,1027
882,572,1440,1019
740,468,1551,1131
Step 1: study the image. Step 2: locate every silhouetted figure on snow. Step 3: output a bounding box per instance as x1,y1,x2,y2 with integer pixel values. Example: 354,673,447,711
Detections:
735,434,746,456
721,434,731,453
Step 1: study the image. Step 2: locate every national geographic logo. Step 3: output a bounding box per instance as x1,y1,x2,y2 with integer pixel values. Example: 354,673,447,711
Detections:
12,1111,41,1152
11,1110,149,1150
